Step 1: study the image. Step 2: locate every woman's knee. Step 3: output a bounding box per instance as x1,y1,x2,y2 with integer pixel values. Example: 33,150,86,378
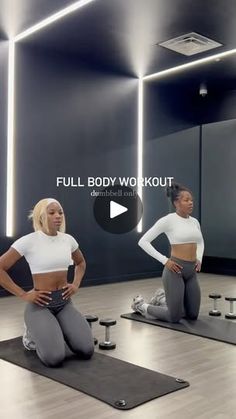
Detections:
168,310,182,323
72,339,94,359
37,346,65,367
185,304,200,321
186,311,199,321
81,345,94,359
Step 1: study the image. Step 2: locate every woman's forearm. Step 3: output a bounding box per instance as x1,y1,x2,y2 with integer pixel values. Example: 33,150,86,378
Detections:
196,235,204,263
72,261,86,288
138,239,168,265
0,269,26,298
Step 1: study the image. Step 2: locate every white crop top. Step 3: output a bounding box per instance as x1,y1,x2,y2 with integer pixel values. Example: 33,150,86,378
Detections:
138,212,204,265
11,231,79,274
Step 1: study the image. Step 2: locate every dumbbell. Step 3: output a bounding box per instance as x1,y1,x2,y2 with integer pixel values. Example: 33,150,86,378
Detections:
209,293,221,316
225,297,236,319
84,314,98,345
99,319,116,350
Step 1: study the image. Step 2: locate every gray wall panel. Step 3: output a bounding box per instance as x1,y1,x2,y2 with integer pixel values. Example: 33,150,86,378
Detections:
11,44,145,285
202,119,236,258
139,127,200,272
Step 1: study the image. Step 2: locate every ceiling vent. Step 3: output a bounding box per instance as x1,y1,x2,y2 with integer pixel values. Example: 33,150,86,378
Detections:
158,32,222,56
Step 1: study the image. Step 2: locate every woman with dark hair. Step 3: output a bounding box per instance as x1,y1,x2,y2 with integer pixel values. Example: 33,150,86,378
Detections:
132,183,204,323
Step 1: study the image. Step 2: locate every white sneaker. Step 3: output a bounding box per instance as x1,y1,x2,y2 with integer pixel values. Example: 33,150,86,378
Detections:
22,325,36,351
131,295,146,315
149,289,166,306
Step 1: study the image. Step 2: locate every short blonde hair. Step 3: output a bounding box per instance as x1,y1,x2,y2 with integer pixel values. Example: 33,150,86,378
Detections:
29,198,66,233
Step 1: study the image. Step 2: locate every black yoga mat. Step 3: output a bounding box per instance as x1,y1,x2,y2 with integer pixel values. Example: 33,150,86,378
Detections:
0,337,189,410
121,313,236,345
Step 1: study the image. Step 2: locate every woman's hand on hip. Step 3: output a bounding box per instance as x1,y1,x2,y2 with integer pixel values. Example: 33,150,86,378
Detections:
22,289,52,306
195,260,201,272
62,283,78,299
165,259,183,273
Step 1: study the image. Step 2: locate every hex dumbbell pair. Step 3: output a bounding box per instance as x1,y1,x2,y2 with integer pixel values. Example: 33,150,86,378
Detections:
85,315,116,349
225,297,236,319
209,293,222,316
209,294,236,319
99,319,116,350
84,314,99,345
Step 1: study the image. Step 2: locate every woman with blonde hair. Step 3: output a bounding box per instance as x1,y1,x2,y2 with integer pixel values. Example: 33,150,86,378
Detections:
0,198,94,367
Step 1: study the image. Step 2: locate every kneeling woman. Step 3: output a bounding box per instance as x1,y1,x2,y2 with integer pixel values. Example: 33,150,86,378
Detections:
0,198,94,366
132,183,204,323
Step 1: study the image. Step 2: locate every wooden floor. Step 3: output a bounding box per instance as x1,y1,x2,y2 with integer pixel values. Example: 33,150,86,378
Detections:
0,273,236,419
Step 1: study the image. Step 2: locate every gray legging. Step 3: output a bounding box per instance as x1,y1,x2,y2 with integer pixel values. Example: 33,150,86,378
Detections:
24,289,94,367
147,256,201,323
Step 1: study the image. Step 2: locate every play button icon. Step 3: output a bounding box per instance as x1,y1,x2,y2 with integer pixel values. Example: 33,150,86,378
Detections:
93,185,143,234
110,201,128,219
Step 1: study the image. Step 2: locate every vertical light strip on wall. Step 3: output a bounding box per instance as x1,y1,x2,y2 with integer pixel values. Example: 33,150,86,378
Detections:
6,40,15,237
6,0,96,236
137,77,144,232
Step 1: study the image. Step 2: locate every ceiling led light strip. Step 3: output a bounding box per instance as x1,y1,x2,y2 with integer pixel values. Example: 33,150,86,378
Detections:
143,48,236,81
14,0,96,42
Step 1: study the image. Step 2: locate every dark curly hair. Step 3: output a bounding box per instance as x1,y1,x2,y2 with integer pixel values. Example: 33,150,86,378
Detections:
166,182,192,206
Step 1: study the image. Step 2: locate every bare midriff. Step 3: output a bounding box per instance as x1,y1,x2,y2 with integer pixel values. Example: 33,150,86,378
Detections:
33,271,68,291
171,243,197,262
